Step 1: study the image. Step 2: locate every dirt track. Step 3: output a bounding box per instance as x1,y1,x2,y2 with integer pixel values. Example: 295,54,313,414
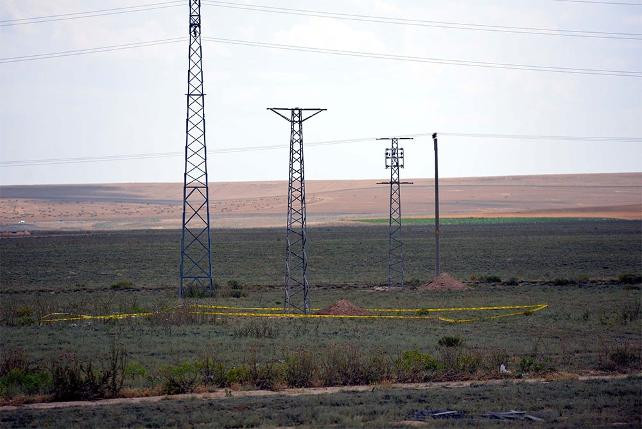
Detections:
1,373,638,412
1,173,640,230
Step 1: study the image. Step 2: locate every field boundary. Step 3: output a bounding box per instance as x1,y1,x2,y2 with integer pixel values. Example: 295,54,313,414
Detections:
1,373,638,412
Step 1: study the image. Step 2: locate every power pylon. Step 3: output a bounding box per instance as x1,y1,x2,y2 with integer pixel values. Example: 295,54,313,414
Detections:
268,107,326,313
377,137,413,288
179,0,213,298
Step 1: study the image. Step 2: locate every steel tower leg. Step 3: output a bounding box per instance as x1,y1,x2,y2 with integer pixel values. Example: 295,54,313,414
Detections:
179,0,214,298
268,107,326,313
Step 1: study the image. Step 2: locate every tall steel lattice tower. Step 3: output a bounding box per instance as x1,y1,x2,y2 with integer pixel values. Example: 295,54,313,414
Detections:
268,107,326,313
179,0,213,298
377,137,413,288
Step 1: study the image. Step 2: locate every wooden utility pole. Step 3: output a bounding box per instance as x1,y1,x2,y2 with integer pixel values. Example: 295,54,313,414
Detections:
432,133,440,276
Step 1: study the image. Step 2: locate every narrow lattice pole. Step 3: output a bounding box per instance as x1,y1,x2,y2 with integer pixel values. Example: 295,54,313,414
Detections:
377,137,413,288
268,107,325,313
432,133,440,277
179,0,214,298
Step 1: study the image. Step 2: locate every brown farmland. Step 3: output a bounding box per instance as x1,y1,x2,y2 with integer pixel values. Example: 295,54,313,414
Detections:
0,172,640,230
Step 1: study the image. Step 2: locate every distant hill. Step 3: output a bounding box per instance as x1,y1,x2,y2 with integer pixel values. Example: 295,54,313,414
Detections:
0,173,640,230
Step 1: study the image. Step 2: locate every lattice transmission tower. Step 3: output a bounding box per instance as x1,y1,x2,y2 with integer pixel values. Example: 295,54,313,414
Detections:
179,0,214,298
268,107,326,313
377,137,413,288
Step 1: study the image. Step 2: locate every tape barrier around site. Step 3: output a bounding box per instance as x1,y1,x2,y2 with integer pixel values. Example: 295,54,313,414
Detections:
40,304,548,324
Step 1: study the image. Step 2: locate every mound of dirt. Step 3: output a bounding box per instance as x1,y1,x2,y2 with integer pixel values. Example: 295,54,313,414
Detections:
317,299,372,316
419,273,468,291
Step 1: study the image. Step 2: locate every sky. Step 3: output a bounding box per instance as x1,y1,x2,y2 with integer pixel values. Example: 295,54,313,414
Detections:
0,0,641,185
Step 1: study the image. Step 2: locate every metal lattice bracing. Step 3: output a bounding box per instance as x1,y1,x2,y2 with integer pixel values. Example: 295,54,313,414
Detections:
268,107,326,313
180,0,213,298
377,137,413,288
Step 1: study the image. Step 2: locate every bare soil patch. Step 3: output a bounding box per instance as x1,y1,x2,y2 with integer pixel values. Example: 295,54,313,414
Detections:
317,299,372,316
419,273,468,291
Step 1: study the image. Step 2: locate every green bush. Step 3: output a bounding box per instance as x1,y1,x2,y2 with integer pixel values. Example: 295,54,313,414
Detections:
285,351,318,387
225,365,251,386
199,357,227,387
15,306,35,326
395,350,441,382
160,361,199,395
110,280,134,290
618,273,642,284
503,277,519,286
250,362,285,390
481,275,501,283
518,355,546,375
0,369,51,397
553,278,572,286
438,336,463,347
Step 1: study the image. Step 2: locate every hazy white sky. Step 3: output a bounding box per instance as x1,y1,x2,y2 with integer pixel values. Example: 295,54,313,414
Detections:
1,0,641,185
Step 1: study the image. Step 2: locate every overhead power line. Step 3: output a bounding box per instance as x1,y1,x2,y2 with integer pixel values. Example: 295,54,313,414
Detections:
2,0,640,41
1,35,640,77
0,1,184,27
2,133,641,167
0,38,186,64
202,0,642,41
202,36,642,77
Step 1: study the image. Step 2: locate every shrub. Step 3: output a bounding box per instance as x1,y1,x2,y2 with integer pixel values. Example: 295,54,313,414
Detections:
249,362,285,390
285,351,317,387
481,275,501,283
396,350,441,382
517,355,546,375
608,346,640,369
110,280,134,290
51,344,126,400
15,306,35,326
553,278,572,286
618,273,642,284
233,322,279,339
227,280,242,290
225,365,251,386
160,361,199,394
182,286,213,299
0,369,51,397
438,336,463,347
405,278,422,287
199,357,227,387
503,277,519,286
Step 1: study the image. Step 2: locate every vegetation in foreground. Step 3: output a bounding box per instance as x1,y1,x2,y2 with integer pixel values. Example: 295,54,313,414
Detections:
1,376,640,428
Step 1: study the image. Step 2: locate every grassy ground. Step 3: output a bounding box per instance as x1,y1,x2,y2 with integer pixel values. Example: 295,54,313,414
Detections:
0,220,640,424
355,216,613,225
1,376,640,428
1,220,640,290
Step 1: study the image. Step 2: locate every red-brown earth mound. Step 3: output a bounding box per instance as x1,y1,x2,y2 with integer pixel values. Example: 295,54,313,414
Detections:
317,299,372,316
419,273,468,291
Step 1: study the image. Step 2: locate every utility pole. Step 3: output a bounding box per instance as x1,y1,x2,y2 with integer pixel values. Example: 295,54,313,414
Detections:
179,0,214,298
268,107,326,313
377,137,413,288
432,133,440,277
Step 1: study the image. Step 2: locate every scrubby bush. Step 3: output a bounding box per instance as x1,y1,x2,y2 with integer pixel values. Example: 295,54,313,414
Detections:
503,277,519,286
285,351,317,387
110,280,134,290
225,365,251,386
233,322,279,338
395,350,441,382
160,361,199,394
618,273,642,284
438,336,463,347
480,275,501,283
553,278,572,286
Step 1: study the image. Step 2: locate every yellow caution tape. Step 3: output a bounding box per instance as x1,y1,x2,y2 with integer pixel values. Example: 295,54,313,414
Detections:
40,304,548,324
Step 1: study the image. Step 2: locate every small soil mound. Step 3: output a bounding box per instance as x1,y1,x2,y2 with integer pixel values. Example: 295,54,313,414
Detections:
419,273,468,291
317,299,372,316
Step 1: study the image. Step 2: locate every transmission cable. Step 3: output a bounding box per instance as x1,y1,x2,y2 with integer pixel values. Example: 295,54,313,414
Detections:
2,0,640,42
2,133,641,167
202,0,642,41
